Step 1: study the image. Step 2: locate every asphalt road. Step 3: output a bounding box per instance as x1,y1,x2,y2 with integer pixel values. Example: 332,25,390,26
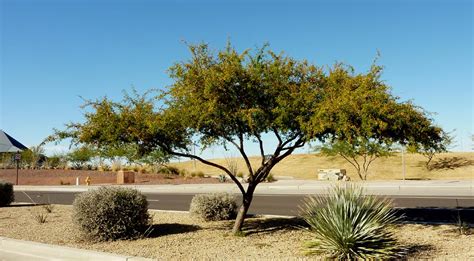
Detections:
14,191,474,217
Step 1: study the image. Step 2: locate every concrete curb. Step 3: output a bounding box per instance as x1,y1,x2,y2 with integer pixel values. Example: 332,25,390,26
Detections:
0,237,153,260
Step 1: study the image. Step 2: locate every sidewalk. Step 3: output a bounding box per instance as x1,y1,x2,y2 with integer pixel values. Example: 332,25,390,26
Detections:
0,237,151,261
14,179,474,197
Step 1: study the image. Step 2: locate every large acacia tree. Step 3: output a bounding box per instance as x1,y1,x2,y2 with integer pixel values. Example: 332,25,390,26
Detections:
50,43,442,234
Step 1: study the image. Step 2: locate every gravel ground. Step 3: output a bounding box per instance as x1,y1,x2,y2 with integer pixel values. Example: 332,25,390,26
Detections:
0,205,472,260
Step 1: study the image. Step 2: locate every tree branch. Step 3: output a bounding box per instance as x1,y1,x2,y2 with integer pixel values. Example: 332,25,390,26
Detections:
225,136,254,176
256,134,266,166
163,147,246,194
273,128,282,146
339,153,362,180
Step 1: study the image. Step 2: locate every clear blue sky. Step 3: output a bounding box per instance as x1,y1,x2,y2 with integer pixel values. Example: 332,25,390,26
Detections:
1,0,472,158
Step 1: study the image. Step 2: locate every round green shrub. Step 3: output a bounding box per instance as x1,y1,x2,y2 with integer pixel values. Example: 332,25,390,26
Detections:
300,184,401,259
73,187,150,241
0,181,14,207
189,193,237,221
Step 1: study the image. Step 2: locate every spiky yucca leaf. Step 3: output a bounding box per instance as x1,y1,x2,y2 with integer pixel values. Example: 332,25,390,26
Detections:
301,184,401,260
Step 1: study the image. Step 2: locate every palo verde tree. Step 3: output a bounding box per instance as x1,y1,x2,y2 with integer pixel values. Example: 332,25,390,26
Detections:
48,43,443,233
312,63,444,180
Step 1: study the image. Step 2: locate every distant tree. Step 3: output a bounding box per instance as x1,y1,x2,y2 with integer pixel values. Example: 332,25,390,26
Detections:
407,130,453,169
20,145,45,169
67,146,96,169
47,42,443,234
317,139,393,180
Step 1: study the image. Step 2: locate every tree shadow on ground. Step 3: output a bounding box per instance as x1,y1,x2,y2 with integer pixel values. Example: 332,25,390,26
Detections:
428,157,474,171
399,243,436,260
242,216,308,236
144,223,201,238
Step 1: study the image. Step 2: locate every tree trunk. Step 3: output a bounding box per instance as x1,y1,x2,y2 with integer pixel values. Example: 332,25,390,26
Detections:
232,183,256,234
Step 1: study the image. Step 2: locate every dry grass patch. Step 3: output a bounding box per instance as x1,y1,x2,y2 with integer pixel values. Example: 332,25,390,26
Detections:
170,152,474,180
0,205,472,259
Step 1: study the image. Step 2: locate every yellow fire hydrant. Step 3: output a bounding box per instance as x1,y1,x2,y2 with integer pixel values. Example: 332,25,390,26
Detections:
85,176,91,186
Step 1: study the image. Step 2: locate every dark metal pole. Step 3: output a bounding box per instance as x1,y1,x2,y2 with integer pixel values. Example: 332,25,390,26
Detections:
16,158,19,185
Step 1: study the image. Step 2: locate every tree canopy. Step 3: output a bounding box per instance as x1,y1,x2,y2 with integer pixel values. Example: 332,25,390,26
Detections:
48,42,444,233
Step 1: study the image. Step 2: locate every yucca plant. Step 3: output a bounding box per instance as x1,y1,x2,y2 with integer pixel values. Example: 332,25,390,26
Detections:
300,184,402,260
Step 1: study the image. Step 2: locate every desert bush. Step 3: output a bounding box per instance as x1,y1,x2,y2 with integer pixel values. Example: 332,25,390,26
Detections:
42,203,55,213
195,171,205,178
98,163,111,171
32,211,48,224
110,159,123,172
73,187,150,241
67,146,95,169
0,181,14,207
159,165,180,175
189,193,237,221
300,184,401,260
265,173,277,182
218,174,227,183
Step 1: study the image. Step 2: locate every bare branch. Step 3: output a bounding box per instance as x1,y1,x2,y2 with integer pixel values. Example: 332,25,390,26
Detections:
272,128,283,146
163,148,245,194
226,136,254,176
256,135,266,166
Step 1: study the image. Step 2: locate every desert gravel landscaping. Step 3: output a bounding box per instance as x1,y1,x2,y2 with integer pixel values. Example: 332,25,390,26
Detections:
0,205,472,260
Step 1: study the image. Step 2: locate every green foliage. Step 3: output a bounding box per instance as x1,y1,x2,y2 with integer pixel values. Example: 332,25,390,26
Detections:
72,187,150,241
45,154,68,169
301,185,401,260
19,145,45,169
67,146,96,169
189,193,238,221
218,174,228,183
313,63,443,180
0,181,14,207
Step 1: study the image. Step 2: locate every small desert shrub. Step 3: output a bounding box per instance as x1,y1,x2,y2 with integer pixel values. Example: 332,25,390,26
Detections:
73,187,150,241
189,193,237,221
218,174,227,183
42,203,55,213
195,171,205,178
111,160,122,172
32,211,48,224
300,184,401,260
0,181,14,207
98,164,111,171
179,168,188,177
266,173,276,182
236,172,244,178
159,165,180,175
